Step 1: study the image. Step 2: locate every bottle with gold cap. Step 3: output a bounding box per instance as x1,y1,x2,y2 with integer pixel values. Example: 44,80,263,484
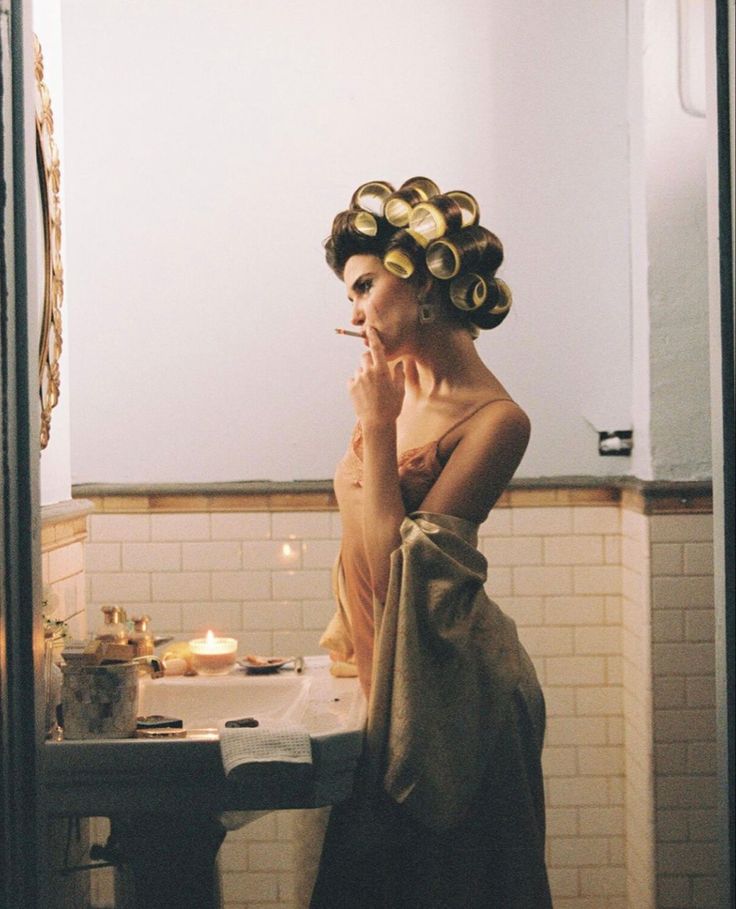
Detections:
96,604,128,644
129,615,155,658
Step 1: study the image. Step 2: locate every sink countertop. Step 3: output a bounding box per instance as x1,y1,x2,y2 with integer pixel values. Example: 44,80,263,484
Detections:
42,659,366,817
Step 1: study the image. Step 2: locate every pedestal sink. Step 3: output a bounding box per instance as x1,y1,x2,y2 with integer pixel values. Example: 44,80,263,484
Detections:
136,668,313,729
42,657,365,909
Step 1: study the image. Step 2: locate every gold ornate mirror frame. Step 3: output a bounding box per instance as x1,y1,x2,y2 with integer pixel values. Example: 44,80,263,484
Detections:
34,35,63,450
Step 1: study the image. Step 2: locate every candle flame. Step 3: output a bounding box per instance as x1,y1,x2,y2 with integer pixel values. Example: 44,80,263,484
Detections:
205,629,216,645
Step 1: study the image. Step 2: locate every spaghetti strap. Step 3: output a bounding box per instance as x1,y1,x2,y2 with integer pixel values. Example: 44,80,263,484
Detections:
436,397,516,446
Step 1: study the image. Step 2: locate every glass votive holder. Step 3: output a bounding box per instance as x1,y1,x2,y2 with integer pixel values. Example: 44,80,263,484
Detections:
189,635,237,676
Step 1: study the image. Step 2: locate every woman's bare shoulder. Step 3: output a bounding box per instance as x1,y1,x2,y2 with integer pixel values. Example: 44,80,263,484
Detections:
421,399,530,523
441,396,530,457
468,398,530,463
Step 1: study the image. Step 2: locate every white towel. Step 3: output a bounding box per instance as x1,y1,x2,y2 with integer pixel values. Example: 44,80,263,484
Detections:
218,721,312,775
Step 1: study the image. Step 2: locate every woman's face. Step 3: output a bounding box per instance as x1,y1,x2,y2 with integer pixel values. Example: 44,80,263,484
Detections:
343,254,422,359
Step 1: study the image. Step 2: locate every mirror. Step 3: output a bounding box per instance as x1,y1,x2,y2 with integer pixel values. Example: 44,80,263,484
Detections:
34,34,63,450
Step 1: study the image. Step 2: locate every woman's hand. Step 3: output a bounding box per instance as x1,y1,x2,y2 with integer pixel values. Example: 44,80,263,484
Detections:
349,327,405,428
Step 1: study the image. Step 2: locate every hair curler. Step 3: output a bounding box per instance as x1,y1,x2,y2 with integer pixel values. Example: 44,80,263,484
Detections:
449,273,489,310
350,181,395,216
426,226,503,279
469,278,512,328
446,191,479,228
383,230,427,279
399,176,441,200
409,195,464,242
384,187,425,227
347,210,379,237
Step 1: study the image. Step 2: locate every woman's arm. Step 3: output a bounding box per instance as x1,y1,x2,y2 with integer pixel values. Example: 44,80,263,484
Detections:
349,328,406,601
361,421,406,601
349,327,531,598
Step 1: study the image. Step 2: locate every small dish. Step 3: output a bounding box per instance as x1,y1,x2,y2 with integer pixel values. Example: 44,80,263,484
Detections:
237,655,291,675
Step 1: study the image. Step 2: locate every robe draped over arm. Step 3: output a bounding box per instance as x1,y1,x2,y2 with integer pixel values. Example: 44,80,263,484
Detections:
366,512,545,832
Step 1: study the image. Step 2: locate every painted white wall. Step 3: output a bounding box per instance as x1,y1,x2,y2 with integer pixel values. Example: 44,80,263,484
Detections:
55,0,710,484
59,0,634,483
645,0,711,480
629,0,711,480
34,0,73,505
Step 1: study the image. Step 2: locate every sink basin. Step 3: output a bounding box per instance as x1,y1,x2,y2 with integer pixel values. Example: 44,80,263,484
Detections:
43,657,367,817
43,657,366,909
138,671,312,729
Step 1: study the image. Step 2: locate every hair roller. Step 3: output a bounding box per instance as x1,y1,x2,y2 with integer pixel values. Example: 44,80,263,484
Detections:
449,273,488,311
384,187,426,227
383,229,428,279
409,194,464,242
325,209,395,277
350,181,395,216
347,210,378,237
330,209,380,240
468,278,513,329
425,226,503,280
446,191,479,227
399,176,441,200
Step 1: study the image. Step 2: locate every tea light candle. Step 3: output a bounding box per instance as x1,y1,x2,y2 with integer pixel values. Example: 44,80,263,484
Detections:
189,630,237,676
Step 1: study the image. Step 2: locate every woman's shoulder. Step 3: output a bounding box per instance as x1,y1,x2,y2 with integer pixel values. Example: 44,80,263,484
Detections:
468,397,530,459
441,394,530,449
422,395,530,523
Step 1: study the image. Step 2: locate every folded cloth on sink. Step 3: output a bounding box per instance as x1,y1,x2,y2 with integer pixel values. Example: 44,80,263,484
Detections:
218,721,312,775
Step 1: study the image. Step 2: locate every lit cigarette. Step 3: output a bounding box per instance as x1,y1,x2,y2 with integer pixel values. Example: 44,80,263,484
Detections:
334,328,365,338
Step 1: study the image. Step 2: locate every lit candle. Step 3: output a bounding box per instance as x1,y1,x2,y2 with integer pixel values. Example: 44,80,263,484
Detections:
189,630,237,676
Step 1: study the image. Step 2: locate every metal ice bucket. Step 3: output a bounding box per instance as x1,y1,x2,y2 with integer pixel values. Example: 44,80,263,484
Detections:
61,662,139,739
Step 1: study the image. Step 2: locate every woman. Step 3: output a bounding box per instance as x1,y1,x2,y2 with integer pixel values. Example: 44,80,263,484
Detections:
310,178,552,909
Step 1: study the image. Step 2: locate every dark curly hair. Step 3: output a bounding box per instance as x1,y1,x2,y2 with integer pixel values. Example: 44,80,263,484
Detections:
324,177,512,332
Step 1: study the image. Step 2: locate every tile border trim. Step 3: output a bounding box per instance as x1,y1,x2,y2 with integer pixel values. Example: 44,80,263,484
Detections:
40,499,94,553
70,478,712,515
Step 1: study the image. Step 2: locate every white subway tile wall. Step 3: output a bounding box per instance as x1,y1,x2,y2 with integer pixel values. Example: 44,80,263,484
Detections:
79,503,718,909
649,514,717,909
43,538,88,641
622,509,656,909
86,512,338,655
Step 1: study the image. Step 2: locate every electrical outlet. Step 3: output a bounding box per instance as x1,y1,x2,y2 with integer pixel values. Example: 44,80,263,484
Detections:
598,430,633,456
